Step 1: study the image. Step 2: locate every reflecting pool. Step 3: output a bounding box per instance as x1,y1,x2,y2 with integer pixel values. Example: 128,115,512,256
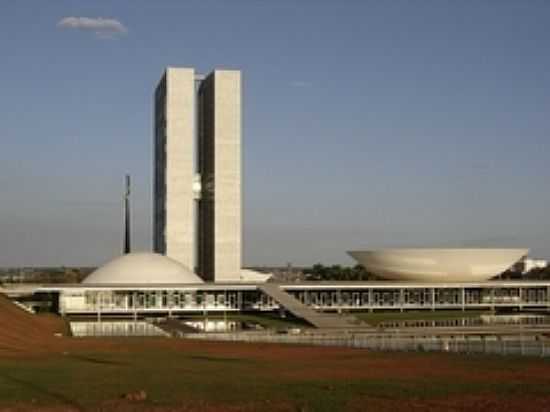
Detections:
379,313,550,329
70,321,168,337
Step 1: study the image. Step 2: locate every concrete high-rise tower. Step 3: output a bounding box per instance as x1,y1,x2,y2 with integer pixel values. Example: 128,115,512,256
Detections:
153,67,242,282
197,70,242,282
153,68,196,271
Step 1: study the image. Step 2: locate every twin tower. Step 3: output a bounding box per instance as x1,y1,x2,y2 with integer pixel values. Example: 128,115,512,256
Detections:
153,68,241,282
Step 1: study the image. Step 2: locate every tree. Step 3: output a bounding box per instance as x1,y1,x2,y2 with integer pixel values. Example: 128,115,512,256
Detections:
303,263,377,281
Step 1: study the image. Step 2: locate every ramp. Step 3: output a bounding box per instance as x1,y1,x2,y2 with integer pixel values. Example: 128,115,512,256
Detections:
259,284,364,329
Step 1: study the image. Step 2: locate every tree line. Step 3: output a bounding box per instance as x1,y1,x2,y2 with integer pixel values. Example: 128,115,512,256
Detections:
523,265,550,280
302,263,377,281
304,263,550,281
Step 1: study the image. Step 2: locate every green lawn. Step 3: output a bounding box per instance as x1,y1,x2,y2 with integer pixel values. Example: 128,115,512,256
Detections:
184,310,493,329
1,340,550,411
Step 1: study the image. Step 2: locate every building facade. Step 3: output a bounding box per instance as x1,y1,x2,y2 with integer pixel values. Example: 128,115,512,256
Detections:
34,281,550,317
153,67,242,282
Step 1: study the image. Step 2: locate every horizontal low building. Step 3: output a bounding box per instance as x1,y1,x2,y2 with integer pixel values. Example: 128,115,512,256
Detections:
4,250,547,328
7,280,550,322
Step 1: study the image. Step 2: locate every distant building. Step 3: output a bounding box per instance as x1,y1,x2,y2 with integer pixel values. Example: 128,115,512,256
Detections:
520,258,548,274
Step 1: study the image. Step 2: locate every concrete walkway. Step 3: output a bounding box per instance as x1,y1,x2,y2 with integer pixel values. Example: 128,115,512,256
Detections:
259,284,366,329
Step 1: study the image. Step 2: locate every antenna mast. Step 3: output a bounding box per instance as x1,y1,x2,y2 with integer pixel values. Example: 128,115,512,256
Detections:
124,174,131,254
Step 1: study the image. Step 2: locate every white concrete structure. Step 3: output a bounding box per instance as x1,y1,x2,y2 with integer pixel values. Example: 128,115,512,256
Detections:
154,67,242,282
197,70,242,282
83,253,203,285
153,68,196,270
12,280,550,318
348,249,528,282
239,269,272,283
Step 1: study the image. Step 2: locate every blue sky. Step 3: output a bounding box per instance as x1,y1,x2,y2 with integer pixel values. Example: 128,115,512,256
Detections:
0,1,549,266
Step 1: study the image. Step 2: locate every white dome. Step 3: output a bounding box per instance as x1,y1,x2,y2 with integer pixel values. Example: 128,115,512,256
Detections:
83,253,203,285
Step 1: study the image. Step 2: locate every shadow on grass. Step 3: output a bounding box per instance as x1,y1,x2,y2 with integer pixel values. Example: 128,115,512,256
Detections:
0,372,84,411
188,355,251,363
69,354,128,366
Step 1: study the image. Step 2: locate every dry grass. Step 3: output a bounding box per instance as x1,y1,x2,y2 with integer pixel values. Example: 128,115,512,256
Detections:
2,295,550,411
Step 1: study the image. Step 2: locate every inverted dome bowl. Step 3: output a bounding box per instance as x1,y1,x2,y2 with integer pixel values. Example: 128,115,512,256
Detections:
347,248,528,282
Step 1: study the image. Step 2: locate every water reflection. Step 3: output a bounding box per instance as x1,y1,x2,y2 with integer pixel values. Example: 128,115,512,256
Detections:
351,335,550,357
183,319,262,332
71,321,168,337
380,314,550,329
70,319,263,336
188,329,550,357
